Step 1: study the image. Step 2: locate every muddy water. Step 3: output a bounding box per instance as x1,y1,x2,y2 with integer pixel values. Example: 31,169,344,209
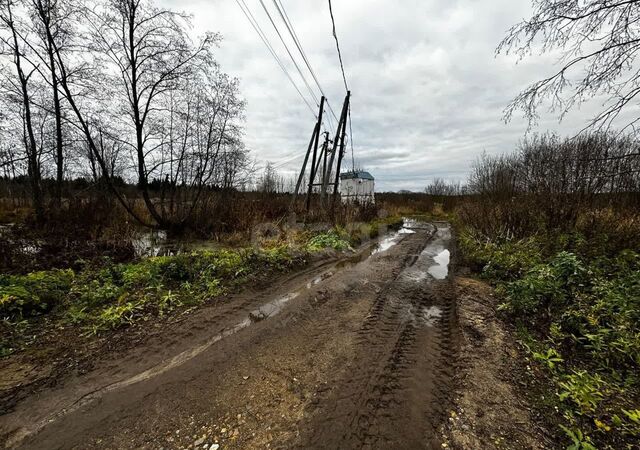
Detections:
131,230,225,257
372,217,431,254
401,224,451,283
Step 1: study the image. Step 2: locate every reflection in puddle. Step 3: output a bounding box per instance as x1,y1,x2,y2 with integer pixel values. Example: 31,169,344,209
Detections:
373,234,402,254
428,249,450,280
306,271,334,289
401,224,451,282
405,305,443,328
372,217,426,254
131,230,224,257
249,292,300,321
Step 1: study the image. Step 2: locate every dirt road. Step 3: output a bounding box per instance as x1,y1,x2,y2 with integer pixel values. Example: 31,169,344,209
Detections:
1,221,458,449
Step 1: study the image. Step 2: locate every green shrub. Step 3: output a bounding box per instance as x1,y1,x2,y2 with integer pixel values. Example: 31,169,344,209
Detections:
71,279,124,307
306,230,351,252
558,371,605,415
458,229,543,281
90,301,144,333
0,269,74,319
499,252,588,317
465,227,640,447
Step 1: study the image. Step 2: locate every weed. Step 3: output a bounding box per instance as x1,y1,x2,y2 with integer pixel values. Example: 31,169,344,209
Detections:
533,348,564,370
558,371,605,414
90,301,144,334
0,269,74,319
461,223,640,448
559,425,597,450
306,230,352,252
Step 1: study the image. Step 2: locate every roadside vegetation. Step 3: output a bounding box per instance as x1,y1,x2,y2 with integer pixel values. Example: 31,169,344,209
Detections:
457,133,640,449
0,214,403,357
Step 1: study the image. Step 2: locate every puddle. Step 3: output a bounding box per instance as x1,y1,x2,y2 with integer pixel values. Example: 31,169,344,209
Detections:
306,271,335,289
131,230,224,257
249,292,300,321
371,217,429,255
373,233,402,254
404,305,443,328
402,217,433,230
428,249,450,280
400,223,451,282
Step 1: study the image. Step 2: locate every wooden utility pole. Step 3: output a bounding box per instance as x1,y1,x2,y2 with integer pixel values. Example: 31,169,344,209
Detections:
291,92,351,215
290,97,325,209
321,92,350,202
312,132,330,178
321,132,329,188
332,91,351,207
305,96,325,211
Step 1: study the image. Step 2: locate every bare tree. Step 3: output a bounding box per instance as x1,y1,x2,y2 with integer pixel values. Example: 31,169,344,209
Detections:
498,0,640,137
85,0,218,228
425,178,463,196
0,0,247,230
468,132,640,231
0,0,44,220
44,0,245,229
28,0,73,204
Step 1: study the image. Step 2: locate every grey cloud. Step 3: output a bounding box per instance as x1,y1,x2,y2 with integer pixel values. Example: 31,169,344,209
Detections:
162,0,631,191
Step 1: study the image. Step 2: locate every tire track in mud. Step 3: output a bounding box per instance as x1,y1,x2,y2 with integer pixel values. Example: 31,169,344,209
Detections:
0,254,380,449
2,222,457,450
296,224,457,449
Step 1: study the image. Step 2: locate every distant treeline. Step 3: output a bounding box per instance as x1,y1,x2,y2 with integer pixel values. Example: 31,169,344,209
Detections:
460,132,640,238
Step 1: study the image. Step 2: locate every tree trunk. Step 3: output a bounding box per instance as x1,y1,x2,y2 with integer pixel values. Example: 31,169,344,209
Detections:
6,2,43,222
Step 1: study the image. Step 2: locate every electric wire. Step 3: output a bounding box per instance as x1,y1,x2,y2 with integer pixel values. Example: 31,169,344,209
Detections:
272,0,340,124
327,0,349,91
258,0,320,107
327,0,354,172
237,0,356,178
273,152,305,169
234,0,317,118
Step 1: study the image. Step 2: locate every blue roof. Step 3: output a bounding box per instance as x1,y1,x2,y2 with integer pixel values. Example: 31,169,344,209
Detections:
340,171,374,180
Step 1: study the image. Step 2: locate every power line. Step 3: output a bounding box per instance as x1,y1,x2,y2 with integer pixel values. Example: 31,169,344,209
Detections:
272,0,340,124
260,0,335,133
326,0,353,170
258,0,320,107
327,0,349,92
235,0,317,118
258,0,336,133
273,152,305,169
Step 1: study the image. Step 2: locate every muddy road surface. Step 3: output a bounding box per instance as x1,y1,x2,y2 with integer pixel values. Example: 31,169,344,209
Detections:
1,221,458,449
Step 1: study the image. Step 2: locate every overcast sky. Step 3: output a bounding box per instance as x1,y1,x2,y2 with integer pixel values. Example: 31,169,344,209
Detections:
161,0,623,191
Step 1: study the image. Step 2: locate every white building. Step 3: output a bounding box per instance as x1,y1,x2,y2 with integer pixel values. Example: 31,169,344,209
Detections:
339,171,375,204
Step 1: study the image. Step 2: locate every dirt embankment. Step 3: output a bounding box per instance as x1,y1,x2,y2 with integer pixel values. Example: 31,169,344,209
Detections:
440,277,553,449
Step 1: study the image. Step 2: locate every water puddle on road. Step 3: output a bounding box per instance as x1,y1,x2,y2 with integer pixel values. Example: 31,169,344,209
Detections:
371,217,426,255
249,292,300,322
401,223,451,282
428,249,450,280
404,305,443,328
